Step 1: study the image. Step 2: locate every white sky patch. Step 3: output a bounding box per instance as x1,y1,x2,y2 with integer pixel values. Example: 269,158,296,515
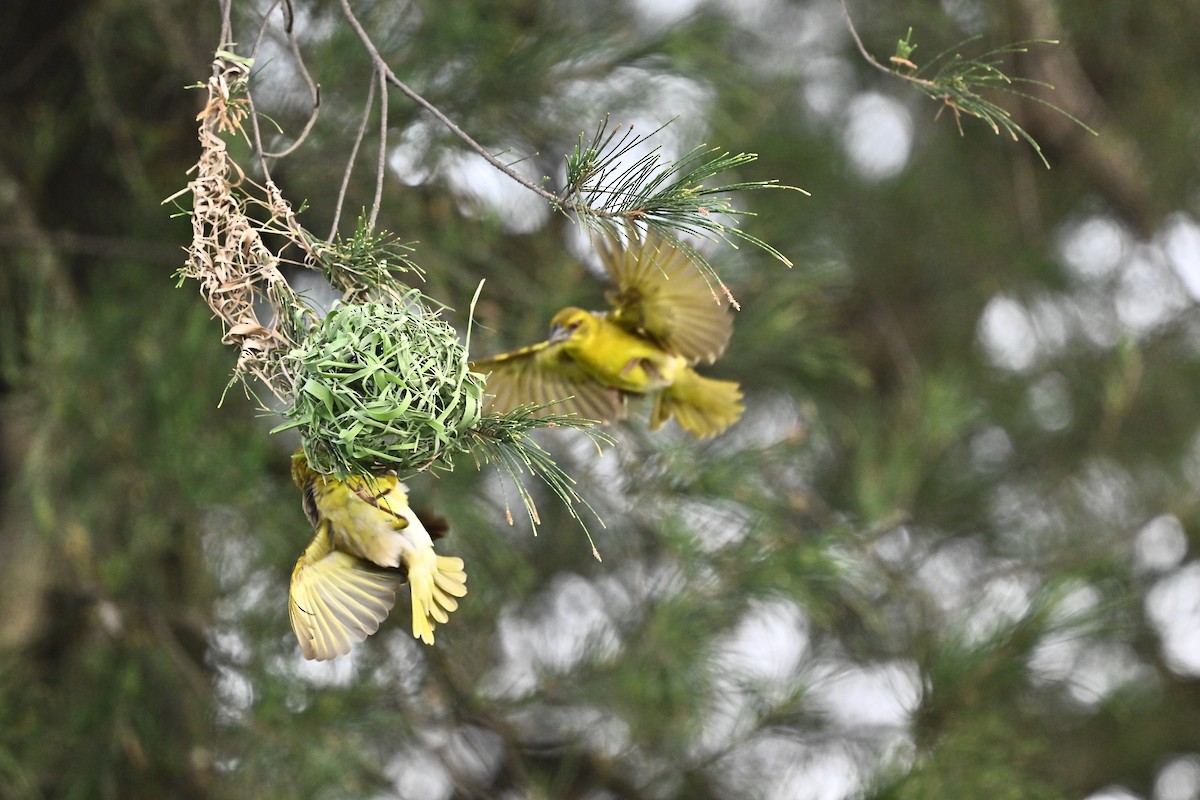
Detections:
913,538,986,617
755,739,863,800
369,632,429,695
1146,562,1200,677
713,0,782,28
557,67,714,153
1064,642,1150,705
1029,582,1150,704
534,573,620,669
1154,754,1200,800
289,268,340,315
963,573,1035,643
1028,629,1082,686
291,646,360,687
872,525,914,569
939,0,987,34
202,513,263,594
1073,291,1123,350
716,599,811,691
679,497,754,552
1027,371,1073,432
630,0,703,27
728,392,805,450
808,660,921,729
694,601,810,758
604,558,687,616
441,148,552,234
436,726,505,789
1162,213,1200,301
1024,585,1102,685
709,0,852,119
389,120,439,186
483,573,620,699
570,707,631,760
1134,515,1189,574
1054,581,1104,623
969,425,1014,473
502,704,631,768
1056,214,1129,283
214,664,254,724
1115,247,1190,335
389,121,551,233
978,295,1038,372
1083,786,1143,800
803,57,857,120
987,478,1066,551
727,0,853,117
1080,458,1138,527
1027,292,1073,357
842,92,913,181
386,746,453,800
716,733,867,800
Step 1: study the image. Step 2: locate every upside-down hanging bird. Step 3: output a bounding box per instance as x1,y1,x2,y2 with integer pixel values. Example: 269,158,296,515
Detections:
471,231,744,438
288,452,467,660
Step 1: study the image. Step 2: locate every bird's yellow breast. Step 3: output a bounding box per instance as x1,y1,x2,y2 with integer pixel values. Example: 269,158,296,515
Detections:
562,316,685,393
311,474,413,567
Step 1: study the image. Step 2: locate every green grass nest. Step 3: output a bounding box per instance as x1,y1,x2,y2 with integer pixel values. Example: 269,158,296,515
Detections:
278,294,484,476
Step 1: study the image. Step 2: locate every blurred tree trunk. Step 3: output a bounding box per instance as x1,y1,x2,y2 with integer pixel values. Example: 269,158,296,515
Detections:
0,1,225,796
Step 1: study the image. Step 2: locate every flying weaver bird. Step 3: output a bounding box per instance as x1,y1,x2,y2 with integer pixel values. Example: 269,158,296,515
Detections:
472,231,744,438
289,452,467,660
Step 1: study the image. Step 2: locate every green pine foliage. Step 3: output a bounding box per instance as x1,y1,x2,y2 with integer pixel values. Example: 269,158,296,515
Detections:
2,1,1199,799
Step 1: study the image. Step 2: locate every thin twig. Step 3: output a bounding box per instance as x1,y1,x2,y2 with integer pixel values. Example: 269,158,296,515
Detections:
840,0,937,89
333,0,562,210
218,0,232,44
329,66,377,239
369,65,388,230
261,1,322,159
244,0,282,186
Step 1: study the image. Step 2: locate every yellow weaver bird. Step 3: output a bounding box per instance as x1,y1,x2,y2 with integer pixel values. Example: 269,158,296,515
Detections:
472,231,744,438
289,452,467,659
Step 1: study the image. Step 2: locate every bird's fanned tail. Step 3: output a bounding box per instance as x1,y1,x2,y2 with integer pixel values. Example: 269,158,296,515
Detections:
406,548,469,644
650,367,744,438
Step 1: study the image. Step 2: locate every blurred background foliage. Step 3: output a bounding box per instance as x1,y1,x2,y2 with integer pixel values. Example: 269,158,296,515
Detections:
2,0,1200,798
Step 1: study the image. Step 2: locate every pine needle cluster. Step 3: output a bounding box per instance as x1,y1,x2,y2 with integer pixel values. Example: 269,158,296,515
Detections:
889,31,1096,168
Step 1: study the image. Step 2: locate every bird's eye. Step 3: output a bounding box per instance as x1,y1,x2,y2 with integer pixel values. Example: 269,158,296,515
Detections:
567,321,582,331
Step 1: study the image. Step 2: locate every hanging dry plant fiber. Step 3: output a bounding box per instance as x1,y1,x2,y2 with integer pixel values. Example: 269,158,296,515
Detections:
170,50,310,402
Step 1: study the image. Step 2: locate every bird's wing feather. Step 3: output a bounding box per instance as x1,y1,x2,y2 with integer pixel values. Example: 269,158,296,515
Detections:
471,341,625,422
289,525,403,661
598,230,733,364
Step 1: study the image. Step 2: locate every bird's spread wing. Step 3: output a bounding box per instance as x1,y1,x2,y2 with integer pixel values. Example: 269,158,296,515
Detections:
598,230,733,364
289,522,403,661
471,341,624,422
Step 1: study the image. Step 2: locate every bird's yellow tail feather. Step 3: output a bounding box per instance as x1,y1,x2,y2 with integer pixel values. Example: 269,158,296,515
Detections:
651,367,744,438
407,549,468,645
